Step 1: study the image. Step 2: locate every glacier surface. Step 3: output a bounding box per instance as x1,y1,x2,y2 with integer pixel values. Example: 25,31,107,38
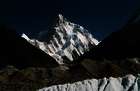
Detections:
38,75,140,91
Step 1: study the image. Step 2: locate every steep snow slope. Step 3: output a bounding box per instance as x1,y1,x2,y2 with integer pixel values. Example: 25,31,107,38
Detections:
39,74,140,91
22,14,99,64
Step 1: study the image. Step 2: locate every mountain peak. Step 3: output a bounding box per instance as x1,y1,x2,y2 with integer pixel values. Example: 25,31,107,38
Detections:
58,14,64,22
22,14,99,64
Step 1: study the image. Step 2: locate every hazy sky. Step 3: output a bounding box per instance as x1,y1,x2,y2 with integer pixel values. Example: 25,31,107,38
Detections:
0,0,140,40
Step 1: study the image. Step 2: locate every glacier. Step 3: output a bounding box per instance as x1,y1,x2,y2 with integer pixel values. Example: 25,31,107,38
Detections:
38,74,140,91
22,14,99,64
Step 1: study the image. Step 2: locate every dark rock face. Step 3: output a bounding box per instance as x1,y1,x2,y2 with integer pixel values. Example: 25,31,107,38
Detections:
85,13,140,59
94,23,140,59
0,25,58,68
81,58,140,78
0,65,92,91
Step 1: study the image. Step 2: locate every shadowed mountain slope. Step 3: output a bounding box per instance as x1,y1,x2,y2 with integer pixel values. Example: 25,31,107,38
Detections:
77,11,140,78
0,25,58,69
85,11,140,59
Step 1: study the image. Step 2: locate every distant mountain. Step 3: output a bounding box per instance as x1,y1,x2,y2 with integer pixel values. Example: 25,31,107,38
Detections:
79,11,140,78
22,14,99,64
85,11,140,59
0,25,58,69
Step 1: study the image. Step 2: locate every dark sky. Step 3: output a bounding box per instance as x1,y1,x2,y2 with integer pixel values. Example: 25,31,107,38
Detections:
0,0,140,40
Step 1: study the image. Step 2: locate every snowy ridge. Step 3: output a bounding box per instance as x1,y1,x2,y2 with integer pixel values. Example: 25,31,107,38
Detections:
22,14,99,64
38,74,140,91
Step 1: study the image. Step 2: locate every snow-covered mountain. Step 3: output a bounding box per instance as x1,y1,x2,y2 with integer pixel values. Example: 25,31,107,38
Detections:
22,14,99,64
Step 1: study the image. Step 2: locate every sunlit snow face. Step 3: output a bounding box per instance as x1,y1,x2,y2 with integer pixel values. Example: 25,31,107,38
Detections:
21,14,99,64
21,33,30,41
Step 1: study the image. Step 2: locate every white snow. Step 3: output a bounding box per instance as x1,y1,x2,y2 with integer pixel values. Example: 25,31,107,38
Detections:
21,14,99,64
38,74,140,91
21,33,30,41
